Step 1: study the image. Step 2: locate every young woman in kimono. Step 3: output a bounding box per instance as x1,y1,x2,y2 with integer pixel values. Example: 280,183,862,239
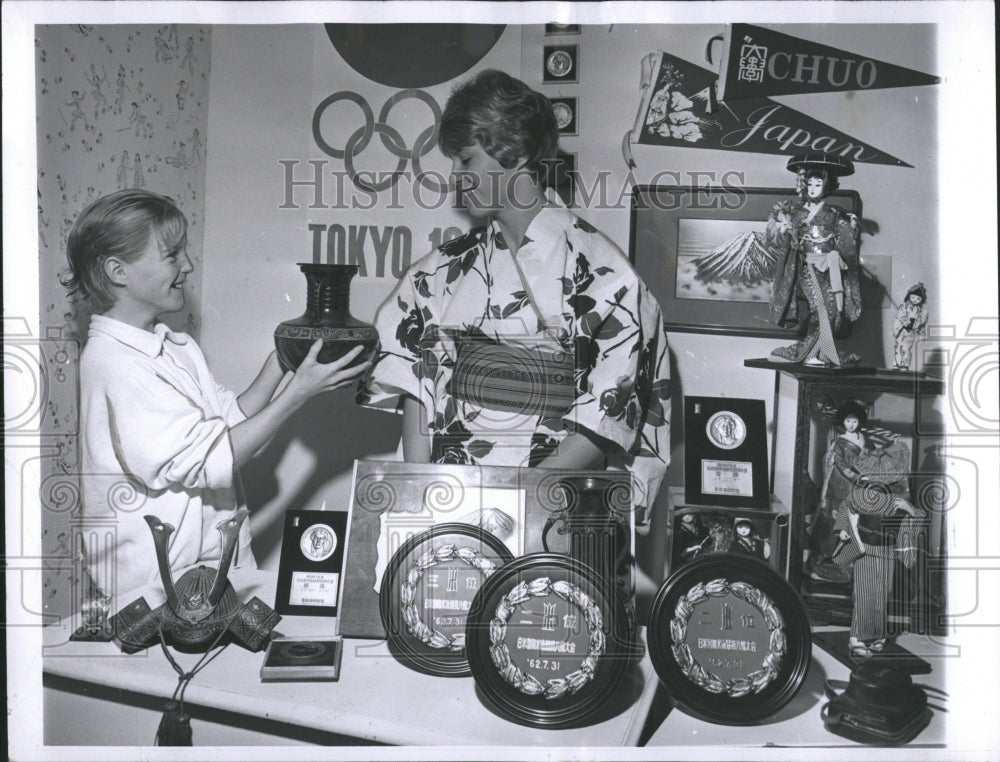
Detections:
359,70,671,530
766,153,862,366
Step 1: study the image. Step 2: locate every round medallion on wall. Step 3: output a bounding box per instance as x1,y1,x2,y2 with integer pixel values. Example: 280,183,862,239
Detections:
546,49,574,78
552,101,574,129
647,554,811,725
379,523,514,677
706,410,747,450
464,553,636,728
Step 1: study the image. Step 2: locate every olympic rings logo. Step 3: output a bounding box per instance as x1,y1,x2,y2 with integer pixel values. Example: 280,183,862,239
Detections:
312,89,450,194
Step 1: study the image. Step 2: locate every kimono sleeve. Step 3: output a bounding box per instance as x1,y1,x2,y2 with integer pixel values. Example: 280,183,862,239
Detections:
567,280,671,531
106,367,236,492
569,282,668,449
357,267,431,412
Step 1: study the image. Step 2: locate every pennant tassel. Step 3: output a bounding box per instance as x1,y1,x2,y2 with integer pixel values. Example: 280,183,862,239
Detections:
155,700,192,746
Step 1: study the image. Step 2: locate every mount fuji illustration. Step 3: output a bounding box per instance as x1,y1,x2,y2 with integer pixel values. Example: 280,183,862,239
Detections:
692,231,780,285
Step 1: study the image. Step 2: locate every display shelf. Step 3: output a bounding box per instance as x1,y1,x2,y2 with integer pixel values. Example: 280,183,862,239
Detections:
745,361,948,636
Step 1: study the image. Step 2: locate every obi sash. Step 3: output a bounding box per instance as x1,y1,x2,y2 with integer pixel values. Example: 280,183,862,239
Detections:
449,339,575,419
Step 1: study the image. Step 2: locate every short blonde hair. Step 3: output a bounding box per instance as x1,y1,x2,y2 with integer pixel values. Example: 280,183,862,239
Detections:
63,190,187,314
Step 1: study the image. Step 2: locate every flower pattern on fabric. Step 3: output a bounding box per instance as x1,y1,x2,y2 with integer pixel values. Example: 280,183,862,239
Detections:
358,206,671,530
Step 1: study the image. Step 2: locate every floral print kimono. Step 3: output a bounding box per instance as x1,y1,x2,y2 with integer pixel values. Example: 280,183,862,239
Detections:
358,206,670,530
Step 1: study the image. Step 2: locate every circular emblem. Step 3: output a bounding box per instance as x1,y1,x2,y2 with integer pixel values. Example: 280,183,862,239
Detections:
464,553,635,728
552,102,573,129
276,640,330,664
646,554,812,725
380,524,514,677
546,50,573,78
706,411,746,450
300,524,337,562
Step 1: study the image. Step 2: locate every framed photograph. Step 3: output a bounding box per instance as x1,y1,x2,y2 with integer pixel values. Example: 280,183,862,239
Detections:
628,185,863,337
543,44,579,83
464,553,636,728
275,509,349,617
379,523,514,676
684,396,769,509
549,96,578,135
647,554,812,725
339,461,637,639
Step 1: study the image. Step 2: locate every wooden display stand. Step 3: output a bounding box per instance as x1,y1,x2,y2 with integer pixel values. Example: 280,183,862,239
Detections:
744,360,948,636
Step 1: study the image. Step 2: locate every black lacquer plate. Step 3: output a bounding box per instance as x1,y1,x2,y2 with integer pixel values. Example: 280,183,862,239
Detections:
379,523,514,677
464,553,635,728
647,553,811,725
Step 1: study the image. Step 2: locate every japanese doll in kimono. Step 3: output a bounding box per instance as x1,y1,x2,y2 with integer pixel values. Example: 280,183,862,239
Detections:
358,70,671,532
828,421,925,659
766,152,862,366
893,283,929,370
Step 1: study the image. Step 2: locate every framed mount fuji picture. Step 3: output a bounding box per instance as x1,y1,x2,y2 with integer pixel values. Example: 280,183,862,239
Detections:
629,185,862,338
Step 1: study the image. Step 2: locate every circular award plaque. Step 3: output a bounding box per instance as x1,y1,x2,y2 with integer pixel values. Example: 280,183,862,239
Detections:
464,553,634,728
552,101,574,130
299,523,337,562
379,523,514,677
706,410,747,450
546,49,573,78
647,554,811,725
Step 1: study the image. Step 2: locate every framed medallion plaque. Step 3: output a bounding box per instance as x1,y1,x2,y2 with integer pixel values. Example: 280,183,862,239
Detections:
684,396,769,509
647,554,811,725
464,553,635,728
543,45,579,83
275,509,349,617
379,523,514,676
549,97,578,135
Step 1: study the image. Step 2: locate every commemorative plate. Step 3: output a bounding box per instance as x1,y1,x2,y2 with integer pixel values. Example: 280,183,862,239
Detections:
464,553,635,728
379,523,514,677
647,554,811,725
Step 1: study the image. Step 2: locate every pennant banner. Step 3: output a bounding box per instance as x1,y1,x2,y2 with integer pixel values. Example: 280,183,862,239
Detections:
625,51,911,168
717,23,941,101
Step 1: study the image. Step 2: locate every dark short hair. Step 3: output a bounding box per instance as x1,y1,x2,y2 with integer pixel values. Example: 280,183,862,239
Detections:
905,283,927,303
63,190,187,314
835,400,868,427
438,69,558,186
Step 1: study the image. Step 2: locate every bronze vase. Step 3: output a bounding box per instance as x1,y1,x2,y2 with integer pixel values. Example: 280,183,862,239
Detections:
274,263,378,373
